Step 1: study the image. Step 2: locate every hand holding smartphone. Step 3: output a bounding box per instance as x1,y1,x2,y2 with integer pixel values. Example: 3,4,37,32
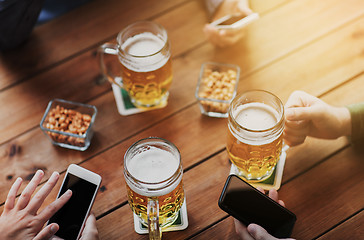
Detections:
218,175,296,238
47,164,101,240
211,13,259,29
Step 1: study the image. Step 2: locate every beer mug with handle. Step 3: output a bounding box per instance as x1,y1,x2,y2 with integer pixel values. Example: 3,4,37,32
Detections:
99,21,173,109
124,137,184,240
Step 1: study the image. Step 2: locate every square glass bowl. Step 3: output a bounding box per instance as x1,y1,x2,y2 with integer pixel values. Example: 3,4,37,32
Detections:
195,62,240,118
40,99,97,151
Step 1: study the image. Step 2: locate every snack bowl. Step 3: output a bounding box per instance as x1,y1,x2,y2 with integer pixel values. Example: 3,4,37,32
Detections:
40,99,97,151
195,62,240,118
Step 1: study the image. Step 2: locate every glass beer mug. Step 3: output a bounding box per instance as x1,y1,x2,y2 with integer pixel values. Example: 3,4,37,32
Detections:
99,21,173,109
227,90,285,182
124,137,184,240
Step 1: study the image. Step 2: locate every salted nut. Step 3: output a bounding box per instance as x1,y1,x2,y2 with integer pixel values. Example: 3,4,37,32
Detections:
44,105,91,146
199,69,237,113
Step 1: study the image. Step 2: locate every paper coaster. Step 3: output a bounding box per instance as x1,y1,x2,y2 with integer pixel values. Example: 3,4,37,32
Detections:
229,150,287,190
111,77,167,116
133,198,189,234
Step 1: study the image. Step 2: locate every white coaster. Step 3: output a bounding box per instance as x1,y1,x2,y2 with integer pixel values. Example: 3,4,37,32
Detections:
133,198,189,234
229,150,287,190
112,77,166,116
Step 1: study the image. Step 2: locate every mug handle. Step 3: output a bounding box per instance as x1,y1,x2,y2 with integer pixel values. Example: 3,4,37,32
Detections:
147,198,162,240
98,43,123,88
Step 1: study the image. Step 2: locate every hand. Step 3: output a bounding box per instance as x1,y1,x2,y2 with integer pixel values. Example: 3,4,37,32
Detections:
234,188,294,240
0,170,72,240
79,213,100,240
204,0,253,47
284,91,351,146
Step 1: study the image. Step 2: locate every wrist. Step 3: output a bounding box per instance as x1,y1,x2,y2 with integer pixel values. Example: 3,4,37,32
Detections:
335,107,351,137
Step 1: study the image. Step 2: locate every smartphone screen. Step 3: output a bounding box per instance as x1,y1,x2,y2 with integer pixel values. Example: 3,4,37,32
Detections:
48,173,98,240
218,175,296,238
217,15,246,26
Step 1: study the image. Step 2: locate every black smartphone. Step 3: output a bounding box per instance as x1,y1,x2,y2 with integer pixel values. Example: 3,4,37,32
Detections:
47,164,102,240
218,175,296,238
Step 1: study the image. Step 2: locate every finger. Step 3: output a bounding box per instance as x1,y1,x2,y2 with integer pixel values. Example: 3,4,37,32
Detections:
285,118,309,130
83,213,97,232
278,200,286,207
33,223,59,240
16,170,44,210
285,90,312,108
27,172,59,214
247,223,278,240
268,189,279,202
38,190,72,222
256,187,265,194
283,131,306,147
80,213,99,239
4,177,22,211
234,219,255,240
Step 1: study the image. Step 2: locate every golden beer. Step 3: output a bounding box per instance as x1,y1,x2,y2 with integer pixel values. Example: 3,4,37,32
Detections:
99,21,173,109
124,137,185,231
227,91,284,181
126,180,184,227
119,30,172,108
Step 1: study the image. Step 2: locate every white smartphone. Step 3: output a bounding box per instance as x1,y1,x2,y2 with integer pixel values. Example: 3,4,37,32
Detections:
47,164,102,240
211,13,259,29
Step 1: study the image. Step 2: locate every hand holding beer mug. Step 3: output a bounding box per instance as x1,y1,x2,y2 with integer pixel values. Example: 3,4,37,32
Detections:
227,90,285,181
99,21,173,108
124,137,185,240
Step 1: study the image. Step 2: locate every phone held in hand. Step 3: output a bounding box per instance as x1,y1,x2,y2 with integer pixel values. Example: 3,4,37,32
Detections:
47,164,102,240
218,175,296,238
211,13,259,29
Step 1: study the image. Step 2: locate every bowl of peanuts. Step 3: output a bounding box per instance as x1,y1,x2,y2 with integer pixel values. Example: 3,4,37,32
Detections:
40,99,97,151
195,62,240,118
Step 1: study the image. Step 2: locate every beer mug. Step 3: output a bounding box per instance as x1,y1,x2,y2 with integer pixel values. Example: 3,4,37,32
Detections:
99,21,173,109
124,137,184,240
227,90,284,181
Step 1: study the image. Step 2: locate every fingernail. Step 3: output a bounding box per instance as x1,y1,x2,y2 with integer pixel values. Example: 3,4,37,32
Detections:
66,189,72,195
51,224,57,233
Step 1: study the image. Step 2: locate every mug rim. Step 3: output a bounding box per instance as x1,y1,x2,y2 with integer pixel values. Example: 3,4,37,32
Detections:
117,20,169,58
228,89,285,133
124,137,182,187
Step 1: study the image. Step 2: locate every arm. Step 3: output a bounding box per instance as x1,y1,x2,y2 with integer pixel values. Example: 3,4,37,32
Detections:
0,0,44,50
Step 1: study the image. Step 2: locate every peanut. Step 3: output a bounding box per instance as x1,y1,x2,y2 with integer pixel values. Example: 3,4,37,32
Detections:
198,68,237,113
44,105,92,147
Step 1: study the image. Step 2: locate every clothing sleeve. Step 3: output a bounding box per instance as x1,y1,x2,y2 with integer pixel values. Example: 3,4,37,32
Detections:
0,0,45,51
346,102,364,146
205,0,224,19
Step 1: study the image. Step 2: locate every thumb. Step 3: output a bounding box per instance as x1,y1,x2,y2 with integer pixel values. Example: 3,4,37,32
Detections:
247,224,278,240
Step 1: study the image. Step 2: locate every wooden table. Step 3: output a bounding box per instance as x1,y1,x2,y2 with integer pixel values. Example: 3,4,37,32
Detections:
1,0,364,239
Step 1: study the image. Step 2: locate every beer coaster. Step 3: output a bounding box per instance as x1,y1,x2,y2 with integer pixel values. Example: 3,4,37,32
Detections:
229,150,287,190
133,198,189,234
112,77,167,116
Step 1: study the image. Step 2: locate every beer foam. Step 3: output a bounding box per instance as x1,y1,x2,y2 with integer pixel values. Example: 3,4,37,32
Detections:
126,146,181,197
121,32,169,72
234,102,279,130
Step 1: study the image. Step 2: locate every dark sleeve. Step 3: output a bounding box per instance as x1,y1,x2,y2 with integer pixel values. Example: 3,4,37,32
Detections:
0,0,45,51
346,102,364,146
